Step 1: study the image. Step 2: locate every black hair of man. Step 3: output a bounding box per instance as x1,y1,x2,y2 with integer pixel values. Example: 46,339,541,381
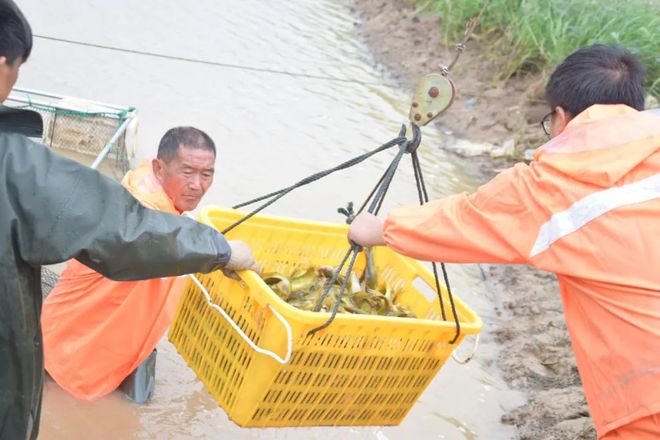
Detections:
0,0,33,64
157,126,216,162
545,45,646,117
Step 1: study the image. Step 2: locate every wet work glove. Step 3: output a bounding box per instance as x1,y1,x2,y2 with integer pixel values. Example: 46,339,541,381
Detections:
224,240,261,277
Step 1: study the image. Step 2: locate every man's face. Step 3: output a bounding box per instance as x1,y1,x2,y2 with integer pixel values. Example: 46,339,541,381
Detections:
0,57,22,102
152,146,215,212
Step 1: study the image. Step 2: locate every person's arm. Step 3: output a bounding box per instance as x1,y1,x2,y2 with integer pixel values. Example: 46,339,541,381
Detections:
4,133,248,280
350,163,540,264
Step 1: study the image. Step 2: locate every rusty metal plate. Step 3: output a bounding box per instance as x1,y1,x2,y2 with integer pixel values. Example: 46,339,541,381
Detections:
408,74,456,126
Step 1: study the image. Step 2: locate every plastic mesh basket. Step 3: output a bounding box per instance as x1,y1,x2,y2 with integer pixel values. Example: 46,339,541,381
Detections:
169,207,482,427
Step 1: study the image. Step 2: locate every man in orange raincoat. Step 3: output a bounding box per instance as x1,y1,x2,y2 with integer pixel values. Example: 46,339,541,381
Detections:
349,45,659,439
41,127,256,403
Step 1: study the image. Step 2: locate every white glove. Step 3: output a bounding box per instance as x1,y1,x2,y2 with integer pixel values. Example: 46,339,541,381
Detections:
224,240,260,273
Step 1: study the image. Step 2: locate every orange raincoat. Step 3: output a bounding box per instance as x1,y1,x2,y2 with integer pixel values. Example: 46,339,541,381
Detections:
41,162,187,401
383,105,660,438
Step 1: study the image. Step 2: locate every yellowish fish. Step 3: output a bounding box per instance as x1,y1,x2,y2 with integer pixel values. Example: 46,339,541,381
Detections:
262,261,416,318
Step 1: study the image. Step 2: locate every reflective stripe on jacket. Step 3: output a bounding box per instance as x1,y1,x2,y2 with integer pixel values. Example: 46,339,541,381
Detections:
383,105,660,437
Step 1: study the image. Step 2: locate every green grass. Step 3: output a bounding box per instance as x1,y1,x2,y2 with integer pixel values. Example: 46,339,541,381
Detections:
416,0,660,98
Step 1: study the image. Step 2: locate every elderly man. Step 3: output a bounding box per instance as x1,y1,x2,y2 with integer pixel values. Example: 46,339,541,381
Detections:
41,127,241,403
349,45,660,439
0,1,258,438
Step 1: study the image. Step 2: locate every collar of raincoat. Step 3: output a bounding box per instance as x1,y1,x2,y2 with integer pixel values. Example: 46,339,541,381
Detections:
532,104,660,187
120,161,181,214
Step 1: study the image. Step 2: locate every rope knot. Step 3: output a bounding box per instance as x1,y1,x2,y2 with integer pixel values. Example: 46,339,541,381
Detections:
337,201,356,224
405,124,422,153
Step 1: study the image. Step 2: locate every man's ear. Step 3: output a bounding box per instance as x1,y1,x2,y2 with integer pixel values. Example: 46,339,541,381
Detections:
0,56,7,67
554,106,572,133
152,158,165,181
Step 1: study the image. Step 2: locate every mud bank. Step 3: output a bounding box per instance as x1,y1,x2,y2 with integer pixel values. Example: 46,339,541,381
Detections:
351,1,596,438
351,0,550,157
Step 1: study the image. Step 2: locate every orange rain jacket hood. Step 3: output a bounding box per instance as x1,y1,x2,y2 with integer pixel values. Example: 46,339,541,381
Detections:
383,105,660,437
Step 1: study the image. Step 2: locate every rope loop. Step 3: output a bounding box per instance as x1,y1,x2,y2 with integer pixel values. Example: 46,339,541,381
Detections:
405,124,422,153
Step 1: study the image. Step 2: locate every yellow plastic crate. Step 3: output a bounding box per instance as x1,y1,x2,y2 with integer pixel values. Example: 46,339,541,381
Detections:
169,206,482,427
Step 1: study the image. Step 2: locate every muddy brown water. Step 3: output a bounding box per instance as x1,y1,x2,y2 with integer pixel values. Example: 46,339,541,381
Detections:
18,0,524,438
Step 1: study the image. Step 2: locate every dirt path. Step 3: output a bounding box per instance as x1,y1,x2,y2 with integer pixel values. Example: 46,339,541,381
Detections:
350,1,596,438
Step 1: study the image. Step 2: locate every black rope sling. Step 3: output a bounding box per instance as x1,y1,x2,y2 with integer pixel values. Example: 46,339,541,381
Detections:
216,0,495,341
221,123,462,343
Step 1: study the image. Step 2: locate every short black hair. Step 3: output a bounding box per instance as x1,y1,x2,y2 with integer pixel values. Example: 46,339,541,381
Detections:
545,44,646,116
0,0,33,64
157,126,216,162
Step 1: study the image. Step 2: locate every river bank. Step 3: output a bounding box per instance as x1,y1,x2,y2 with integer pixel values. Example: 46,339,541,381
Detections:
350,1,597,439
351,0,551,157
